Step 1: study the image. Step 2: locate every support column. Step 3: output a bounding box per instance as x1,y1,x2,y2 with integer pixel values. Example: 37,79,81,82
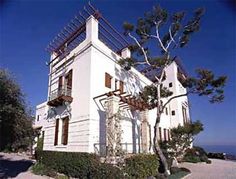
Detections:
140,110,150,153
86,15,98,42
106,95,120,158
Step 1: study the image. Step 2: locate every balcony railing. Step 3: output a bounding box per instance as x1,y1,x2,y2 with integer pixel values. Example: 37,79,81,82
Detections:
47,85,73,106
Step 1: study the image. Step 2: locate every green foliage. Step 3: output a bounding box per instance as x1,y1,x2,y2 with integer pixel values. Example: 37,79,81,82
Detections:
124,154,158,179
92,163,124,179
165,121,203,160
0,69,35,151
36,150,100,178
183,69,227,103
168,168,190,179
31,162,57,177
117,57,135,70
36,151,124,178
183,146,210,163
36,137,44,151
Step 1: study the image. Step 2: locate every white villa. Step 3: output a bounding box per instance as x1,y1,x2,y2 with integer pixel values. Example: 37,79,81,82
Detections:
34,5,190,156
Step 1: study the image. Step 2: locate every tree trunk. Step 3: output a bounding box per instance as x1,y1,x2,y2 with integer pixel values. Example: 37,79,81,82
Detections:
153,116,170,177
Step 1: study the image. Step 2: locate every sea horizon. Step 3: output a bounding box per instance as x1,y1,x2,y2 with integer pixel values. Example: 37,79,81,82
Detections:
197,144,236,156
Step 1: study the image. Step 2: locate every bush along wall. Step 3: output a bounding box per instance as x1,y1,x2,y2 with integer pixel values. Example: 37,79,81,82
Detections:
124,154,159,179
35,150,124,178
183,146,211,163
35,151,159,179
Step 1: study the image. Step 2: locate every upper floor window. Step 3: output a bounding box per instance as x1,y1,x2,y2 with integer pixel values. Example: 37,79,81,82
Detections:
171,110,175,116
105,73,112,88
165,108,168,115
169,82,173,88
182,106,188,124
65,70,73,89
37,115,40,121
119,81,124,93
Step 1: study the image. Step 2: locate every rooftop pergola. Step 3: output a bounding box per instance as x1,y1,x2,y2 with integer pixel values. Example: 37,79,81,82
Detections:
46,2,129,65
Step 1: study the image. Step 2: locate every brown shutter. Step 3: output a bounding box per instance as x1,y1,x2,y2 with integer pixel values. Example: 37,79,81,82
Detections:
67,70,73,88
164,128,167,141
119,81,124,93
62,117,69,145
54,119,59,146
159,127,162,142
105,73,112,88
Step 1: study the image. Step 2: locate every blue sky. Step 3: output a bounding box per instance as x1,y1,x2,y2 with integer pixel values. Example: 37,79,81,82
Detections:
0,0,235,146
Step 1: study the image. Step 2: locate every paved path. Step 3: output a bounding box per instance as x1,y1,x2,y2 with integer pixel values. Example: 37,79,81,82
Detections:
180,159,236,179
0,152,47,179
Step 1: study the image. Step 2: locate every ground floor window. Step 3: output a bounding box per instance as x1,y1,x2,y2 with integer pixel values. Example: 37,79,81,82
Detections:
54,117,69,146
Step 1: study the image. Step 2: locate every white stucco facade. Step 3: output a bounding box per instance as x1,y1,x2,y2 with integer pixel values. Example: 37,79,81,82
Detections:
34,15,190,154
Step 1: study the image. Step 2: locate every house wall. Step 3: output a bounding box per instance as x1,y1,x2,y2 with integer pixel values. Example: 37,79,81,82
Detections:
35,15,191,154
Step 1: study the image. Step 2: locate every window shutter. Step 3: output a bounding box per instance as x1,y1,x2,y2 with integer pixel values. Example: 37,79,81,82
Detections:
105,73,112,88
62,117,69,145
67,70,73,88
159,127,162,142
168,129,171,141
54,119,59,146
119,81,124,93
164,128,167,141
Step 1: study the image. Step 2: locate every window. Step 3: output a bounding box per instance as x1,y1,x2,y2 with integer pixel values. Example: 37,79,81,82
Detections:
164,128,167,141
54,119,59,146
115,79,118,90
65,70,73,89
168,129,171,141
169,82,173,87
165,108,168,115
62,117,69,145
58,76,63,91
105,73,112,88
171,110,175,116
159,127,162,142
119,81,124,93
37,115,39,121
182,106,187,124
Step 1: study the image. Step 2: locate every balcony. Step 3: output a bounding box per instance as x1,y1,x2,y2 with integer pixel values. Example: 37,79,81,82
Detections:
47,86,73,107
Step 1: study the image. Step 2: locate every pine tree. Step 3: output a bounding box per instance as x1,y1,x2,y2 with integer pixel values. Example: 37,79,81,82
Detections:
118,5,227,176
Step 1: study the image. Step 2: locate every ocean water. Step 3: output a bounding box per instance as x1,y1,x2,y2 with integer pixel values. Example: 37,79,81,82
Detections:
199,145,236,156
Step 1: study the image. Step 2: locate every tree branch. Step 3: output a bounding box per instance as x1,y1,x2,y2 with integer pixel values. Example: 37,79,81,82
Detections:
166,24,177,50
161,93,188,114
128,33,151,66
155,21,168,53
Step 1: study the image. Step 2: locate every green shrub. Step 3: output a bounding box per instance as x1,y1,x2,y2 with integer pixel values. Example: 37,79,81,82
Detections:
35,150,100,178
36,137,43,151
124,154,158,179
31,162,57,177
92,163,124,179
170,167,181,174
183,146,209,163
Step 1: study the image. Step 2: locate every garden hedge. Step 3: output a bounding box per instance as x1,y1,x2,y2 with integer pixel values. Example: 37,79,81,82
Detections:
124,154,159,179
36,150,124,178
35,151,159,178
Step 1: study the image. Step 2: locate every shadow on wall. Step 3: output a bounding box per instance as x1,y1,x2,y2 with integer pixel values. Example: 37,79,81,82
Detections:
0,158,33,178
115,66,144,96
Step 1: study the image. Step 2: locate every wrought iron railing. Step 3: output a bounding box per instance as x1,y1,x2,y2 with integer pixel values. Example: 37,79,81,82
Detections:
48,85,72,101
93,142,137,157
